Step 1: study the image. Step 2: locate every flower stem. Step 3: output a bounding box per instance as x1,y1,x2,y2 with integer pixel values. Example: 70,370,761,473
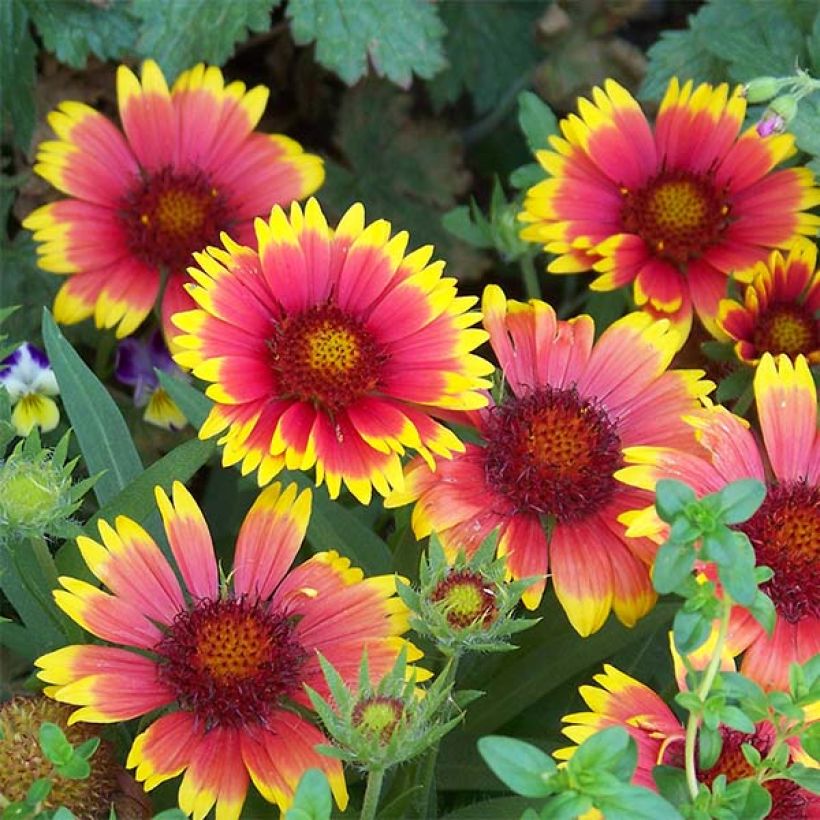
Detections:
360,768,385,820
684,596,733,800
519,254,541,301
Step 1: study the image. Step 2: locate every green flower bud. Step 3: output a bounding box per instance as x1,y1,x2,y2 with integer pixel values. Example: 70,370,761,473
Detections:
768,94,798,123
742,76,781,104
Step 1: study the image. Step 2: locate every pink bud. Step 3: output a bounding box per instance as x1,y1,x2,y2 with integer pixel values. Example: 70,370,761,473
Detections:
755,112,785,137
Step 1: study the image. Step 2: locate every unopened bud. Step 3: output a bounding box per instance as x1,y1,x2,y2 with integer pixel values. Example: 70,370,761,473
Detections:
742,76,780,104
756,111,785,138
0,455,70,537
768,94,798,122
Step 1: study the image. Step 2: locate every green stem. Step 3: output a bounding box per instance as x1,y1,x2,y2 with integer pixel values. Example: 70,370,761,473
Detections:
684,596,733,800
519,254,542,301
360,768,385,820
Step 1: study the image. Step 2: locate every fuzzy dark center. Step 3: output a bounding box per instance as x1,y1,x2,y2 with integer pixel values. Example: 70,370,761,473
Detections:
154,597,306,729
620,170,730,265
268,303,387,414
737,481,819,623
483,386,623,522
752,304,818,358
120,167,231,272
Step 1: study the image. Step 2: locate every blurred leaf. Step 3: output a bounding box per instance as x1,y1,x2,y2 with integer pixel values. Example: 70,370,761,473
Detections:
133,0,280,81
441,797,539,819
42,310,143,505
517,91,558,153
26,0,139,68
477,736,556,798
284,769,332,820
595,784,682,820
428,1,540,113
791,96,820,159
462,596,677,734
0,0,36,149
322,80,475,276
288,0,446,88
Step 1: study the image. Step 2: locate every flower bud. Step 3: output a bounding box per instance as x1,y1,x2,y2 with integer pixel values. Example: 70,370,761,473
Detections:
742,76,781,104
768,94,798,122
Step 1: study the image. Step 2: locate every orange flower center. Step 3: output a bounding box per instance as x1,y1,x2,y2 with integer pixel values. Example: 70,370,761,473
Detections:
752,304,818,358
430,569,498,629
269,303,388,414
121,167,231,272
155,598,306,729
737,481,819,624
483,386,623,522
620,170,731,265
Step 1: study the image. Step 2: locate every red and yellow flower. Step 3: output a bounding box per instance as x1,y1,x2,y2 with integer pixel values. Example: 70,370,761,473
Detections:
172,198,493,505
717,238,819,364
619,353,819,690
385,285,713,634
36,481,414,818
24,60,323,345
520,78,820,337
557,665,818,816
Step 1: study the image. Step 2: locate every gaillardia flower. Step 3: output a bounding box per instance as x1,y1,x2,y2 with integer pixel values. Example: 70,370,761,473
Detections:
115,330,187,430
520,78,820,335
0,342,60,436
385,285,712,634
557,665,818,817
172,198,493,504
36,481,413,818
717,238,819,364
619,353,819,690
23,60,323,344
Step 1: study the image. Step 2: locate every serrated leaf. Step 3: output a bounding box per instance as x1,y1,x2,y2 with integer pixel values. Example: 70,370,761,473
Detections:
0,0,37,149
427,2,539,113
133,0,280,81
477,736,556,798
287,0,446,89
26,0,139,69
42,311,143,505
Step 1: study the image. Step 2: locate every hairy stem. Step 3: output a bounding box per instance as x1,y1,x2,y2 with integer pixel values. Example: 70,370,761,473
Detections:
684,596,733,800
519,254,542,301
360,768,385,820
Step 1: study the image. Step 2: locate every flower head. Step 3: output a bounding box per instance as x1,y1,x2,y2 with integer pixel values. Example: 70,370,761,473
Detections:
619,353,819,690
0,342,60,436
23,60,323,345
173,198,493,504
717,239,819,365
519,78,820,337
36,481,412,817
386,285,713,634
557,665,818,817
115,330,187,429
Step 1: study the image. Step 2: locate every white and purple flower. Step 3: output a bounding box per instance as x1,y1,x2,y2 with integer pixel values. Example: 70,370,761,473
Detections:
115,331,187,430
0,343,61,436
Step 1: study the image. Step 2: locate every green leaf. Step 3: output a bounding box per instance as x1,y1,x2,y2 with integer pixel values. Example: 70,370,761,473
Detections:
791,96,820,159
746,589,776,636
56,755,91,780
284,769,332,820
652,765,690,809
716,367,753,404
673,608,711,656
0,0,37,150
38,723,73,766
715,704,755,734
802,721,820,763
595,784,682,820
724,778,771,820
25,778,51,806
320,79,476,279
441,797,539,819
287,0,446,88
133,0,279,81
698,724,722,770
655,480,697,523
51,810,77,820
716,479,766,524
427,2,539,113
477,736,556,798
652,541,696,595
73,737,100,761
26,0,139,68
569,727,636,783
785,764,820,794
539,792,593,820
150,812,187,820
42,311,143,506
517,92,558,153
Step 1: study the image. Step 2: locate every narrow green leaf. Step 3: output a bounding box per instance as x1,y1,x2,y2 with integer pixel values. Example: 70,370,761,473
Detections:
42,310,142,505
0,0,37,149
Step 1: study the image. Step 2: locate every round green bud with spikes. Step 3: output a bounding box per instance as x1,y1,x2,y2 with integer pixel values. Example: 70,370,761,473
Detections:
0,454,71,539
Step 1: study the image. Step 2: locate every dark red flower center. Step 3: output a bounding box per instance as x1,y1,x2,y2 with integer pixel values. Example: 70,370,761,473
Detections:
352,696,404,744
120,167,231,272
483,386,623,522
154,597,306,729
268,303,388,414
430,569,498,629
737,481,819,624
752,304,818,358
620,170,731,266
